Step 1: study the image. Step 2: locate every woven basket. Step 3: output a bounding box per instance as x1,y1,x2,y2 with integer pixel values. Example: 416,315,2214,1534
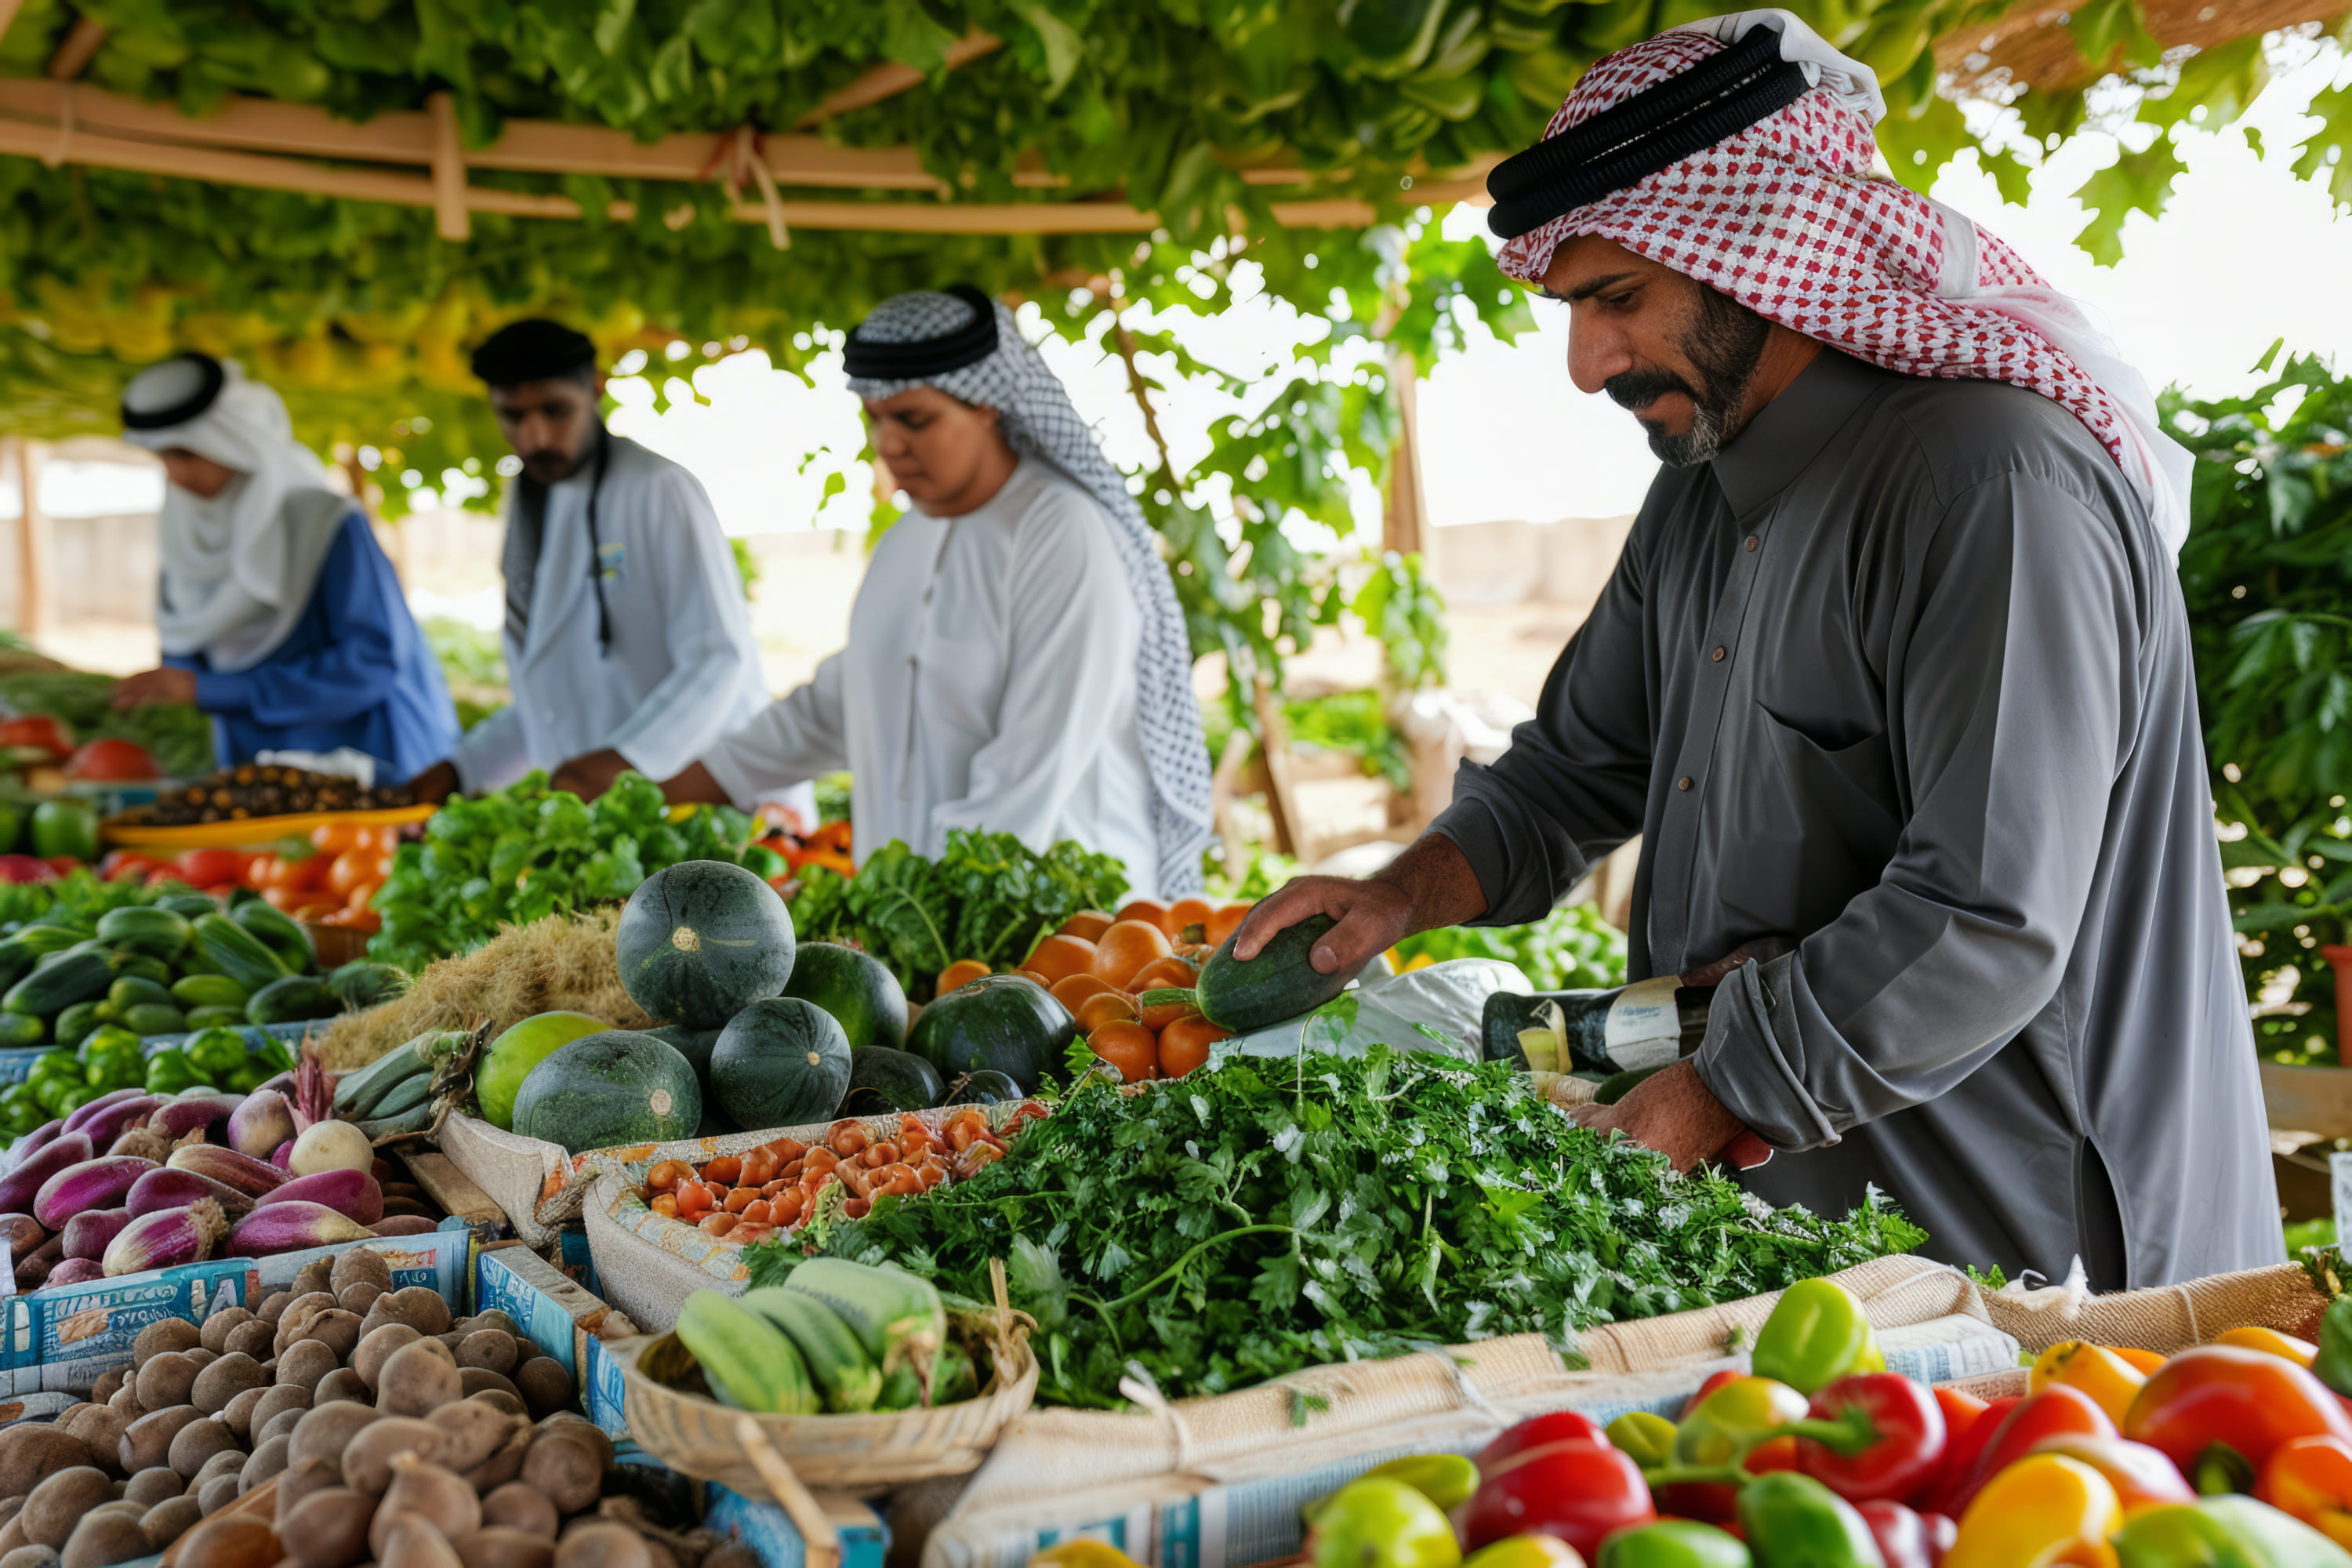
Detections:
615,1266,1041,1496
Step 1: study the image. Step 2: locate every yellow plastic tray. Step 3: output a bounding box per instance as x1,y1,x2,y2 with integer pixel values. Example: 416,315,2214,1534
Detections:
101,803,437,851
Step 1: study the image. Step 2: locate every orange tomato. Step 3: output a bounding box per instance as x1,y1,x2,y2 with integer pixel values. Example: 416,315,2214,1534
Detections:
1048,973,1120,1014
260,885,301,912
1023,934,1099,985
1205,903,1253,944
285,851,336,893
247,852,283,888
1164,898,1214,939
1076,992,1139,1033
1014,970,1051,990
327,850,372,898
1128,956,1198,992
1140,996,1200,1032
674,1181,715,1218
290,899,341,923
309,821,365,855
936,959,992,995
1158,1014,1229,1078
1090,920,1174,989
1087,1020,1159,1083
1116,900,1173,934
1057,910,1116,943
347,880,380,912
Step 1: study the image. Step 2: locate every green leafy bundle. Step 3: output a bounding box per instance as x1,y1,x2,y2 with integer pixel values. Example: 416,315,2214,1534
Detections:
786,829,1127,1000
1392,903,1629,992
366,771,751,972
0,864,185,932
0,670,214,779
746,1048,1923,1407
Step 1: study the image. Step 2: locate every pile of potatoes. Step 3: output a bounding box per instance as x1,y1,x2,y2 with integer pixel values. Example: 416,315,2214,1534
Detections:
0,1246,728,1568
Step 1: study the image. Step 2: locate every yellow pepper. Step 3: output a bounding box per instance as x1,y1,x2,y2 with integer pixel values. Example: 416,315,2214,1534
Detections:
2029,1341,2150,1427
1945,1454,2123,1568
2214,1324,2319,1369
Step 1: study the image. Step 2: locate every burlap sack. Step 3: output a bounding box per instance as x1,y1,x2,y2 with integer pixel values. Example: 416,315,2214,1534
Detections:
1983,1261,2325,1354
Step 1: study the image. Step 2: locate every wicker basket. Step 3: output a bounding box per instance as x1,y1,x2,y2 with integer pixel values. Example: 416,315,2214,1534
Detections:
615,1267,1041,1496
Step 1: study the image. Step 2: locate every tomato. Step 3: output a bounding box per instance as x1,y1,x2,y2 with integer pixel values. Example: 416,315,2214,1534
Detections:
0,717,71,757
324,850,370,897
65,739,158,780
1087,1020,1158,1083
280,851,334,892
1157,1014,1229,1078
247,852,284,887
310,821,365,854
1473,1411,1608,1475
176,848,249,887
100,850,172,883
1463,1440,1653,1557
646,1160,695,1193
347,880,381,912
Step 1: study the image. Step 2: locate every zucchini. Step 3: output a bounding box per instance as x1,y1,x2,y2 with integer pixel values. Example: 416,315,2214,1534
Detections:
245,975,339,1026
108,976,175,1012
123,1004,187,1036
777,1258,946,1382
7,926,84,956
673,1291,819,1414
171,974,249,1010
0,1012,42,1047
231,900,315,967
154,894,217,920
332,1031,446,1116
115,954,172,986
4,950,112,1018
328,960,407,1010
194,913,289,993
1138,914,1355,1035
0,942,37,996
739,1288,884,1413
94,907,192,959
183,1005,246,1031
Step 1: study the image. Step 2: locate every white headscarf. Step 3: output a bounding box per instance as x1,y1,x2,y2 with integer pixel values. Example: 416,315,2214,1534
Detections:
847,290,1216,896
121,358,350,673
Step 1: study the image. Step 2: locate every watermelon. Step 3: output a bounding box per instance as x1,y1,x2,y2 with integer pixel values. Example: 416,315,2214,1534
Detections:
477,1011,608,1131
512,1029,702,1153
843,1046,945,1116
616,860,796,1029
710,998,852,1130
647,1023,723,1077
907,975,1076,1094
779,942,909,1051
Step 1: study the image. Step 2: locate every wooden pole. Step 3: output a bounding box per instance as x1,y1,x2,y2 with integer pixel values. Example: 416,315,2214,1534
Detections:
0,1,24,50
793,30,1003,127
1382,347,1427,559
45,16,102,79
426,92,469,241
13,439,49,638
1251,673,1309,862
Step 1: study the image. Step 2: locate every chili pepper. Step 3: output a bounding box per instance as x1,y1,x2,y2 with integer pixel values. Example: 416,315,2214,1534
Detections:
2218,1326,2321,1371
1944,1454,2122,1568
1607,1411,1679,1470
1479,1410,1610,1473
1464,1441,1653,1559
1595,1521,1753,1568
2031,1341,2151,1426
1797,1373,1947,1504
2032,1435,2200,1513
2259,1434,2352,1548
2315,1296,2352,1400
1733,1472,1885,1567
1944,1384,2118,1517
2124,1347,2352,1474
1751,1278,1883,1396
1673,1377,1813,1467
2110,1495,2352,1566
1853,1501,1942,1568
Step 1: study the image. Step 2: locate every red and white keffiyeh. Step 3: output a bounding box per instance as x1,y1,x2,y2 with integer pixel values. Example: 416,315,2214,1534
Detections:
1497,9,2193,554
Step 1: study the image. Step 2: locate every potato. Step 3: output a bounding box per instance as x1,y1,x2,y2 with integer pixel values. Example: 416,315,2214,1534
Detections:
277,1340,339,1394
129,1321,198,1369
354,1325,423,1392
280,1487,376,1568
532,1420,611,1475
289,1403,381,1472
19,1469,110,1550
450,1333,515,1376
136,1494,201,1553
478,1485,557,1541
255,1293,295,1327
103,1387,136,1419
370,1457,479,1557
454,1526,556,1568
194,1473,238,1519
258,1408,305,1449
114,1407,203,1478
294,1260,334,1298
378,1341,461,1419
183,1348,218,1369
199,1308,256,1357
329,1250,394,1298
191,1352,270,1417
246,1384,311,1438
467,1392,526,1421
459,1371,520,1403
86,1374,121,1407
239,1433,289,1494
171,1512,280,1568
190,1450,245,1495
122,1468,181,1509
551,1523,650,1568
379,1290,453,1338
70,1411,129,1480
456,1313,520,1341
0,1544,59,1568
519,1435,599,1517
225,1319,276,1361
298,1312,365,1363
274,1295,337,1356
339,1421,441,1497
0,1512,27,1557
274,1455,343,1523
428,1403,521,1475
512,1363,572,1422
314,1368,372,1407
220,1385,271,1442
378,1512,463,1568
56,1513,146,1568
338,1283,384,1319
166,1417,241,1479
132,1353,201,1414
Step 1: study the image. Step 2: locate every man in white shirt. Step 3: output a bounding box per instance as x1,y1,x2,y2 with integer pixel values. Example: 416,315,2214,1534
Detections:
406,321,768,804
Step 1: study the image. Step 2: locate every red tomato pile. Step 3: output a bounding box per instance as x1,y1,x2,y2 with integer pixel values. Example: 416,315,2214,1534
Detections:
99,819,400,930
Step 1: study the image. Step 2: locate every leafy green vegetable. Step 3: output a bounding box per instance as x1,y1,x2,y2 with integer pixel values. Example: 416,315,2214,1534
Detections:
1393,903,1628,992
747,1047,1923,1407
365,771,752,971
787,829,1128,1000
0,866,192,932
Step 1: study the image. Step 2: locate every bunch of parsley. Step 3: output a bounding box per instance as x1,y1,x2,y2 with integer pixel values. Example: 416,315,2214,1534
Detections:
786,829,1128,999
745,1047,1924,1408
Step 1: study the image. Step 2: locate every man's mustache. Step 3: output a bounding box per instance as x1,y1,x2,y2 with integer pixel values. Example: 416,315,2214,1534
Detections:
1605,368,1696,413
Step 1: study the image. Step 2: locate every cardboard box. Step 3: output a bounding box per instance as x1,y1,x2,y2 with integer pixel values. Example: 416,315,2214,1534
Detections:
475,1240,633,1435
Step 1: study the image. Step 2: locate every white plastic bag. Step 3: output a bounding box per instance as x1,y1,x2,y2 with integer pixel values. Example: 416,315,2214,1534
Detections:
1214,958,1531,1067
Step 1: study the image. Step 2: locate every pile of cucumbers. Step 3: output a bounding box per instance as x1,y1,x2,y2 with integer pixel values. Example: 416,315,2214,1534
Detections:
670,1258,975,1416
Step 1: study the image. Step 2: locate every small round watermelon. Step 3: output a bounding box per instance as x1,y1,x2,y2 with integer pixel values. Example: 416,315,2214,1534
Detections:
780,942,909,1051
616,860,796,1029
710,997,853,1131
646,1023,723,1078
512,1029,702,1153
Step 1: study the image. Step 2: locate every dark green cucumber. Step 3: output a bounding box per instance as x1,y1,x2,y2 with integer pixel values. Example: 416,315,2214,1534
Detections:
1138,914,1348,1034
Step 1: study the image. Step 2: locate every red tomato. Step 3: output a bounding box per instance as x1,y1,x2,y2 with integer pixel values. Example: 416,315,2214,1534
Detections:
1462,1440,1653,1558
278,851,333,893
64,739,158,780
1473,1410,1609,1475
100,850,171,882
0,717,71,757
1797,1373,1947,1504
2124,1345,2352,1474
310,821,365,855
176,848,249,887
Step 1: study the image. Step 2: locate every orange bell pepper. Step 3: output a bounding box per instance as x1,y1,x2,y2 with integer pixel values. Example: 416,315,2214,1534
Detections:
1944,1454,2122,1568
2111,1346,2168,1376
2031,1341,2151,1427
2257,1433,2352,1548
2123,1345,2352,1473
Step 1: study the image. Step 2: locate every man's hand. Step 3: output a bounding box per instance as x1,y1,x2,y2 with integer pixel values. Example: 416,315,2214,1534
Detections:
406,760,460,806
659,761,731,806
111,668,198,710
1567,1058,1767,1174
1230,831,1490,975
550,747,633,801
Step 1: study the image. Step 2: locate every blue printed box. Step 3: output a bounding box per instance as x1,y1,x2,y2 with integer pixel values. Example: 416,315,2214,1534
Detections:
475,1242,629,1434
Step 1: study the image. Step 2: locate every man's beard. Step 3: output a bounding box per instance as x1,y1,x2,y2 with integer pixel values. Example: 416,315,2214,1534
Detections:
1604,287,1770,467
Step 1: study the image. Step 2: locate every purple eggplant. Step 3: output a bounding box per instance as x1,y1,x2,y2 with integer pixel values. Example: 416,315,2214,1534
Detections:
0,1133,93,1216
78,1096,163,1151
61,1209,132,1262
126,1166,255,1219
103,1200,227,1276
225,1091,296,1161
221,1200,373,1258
2,1120,66,1174
61,1089,147,1138
256,1169,382,1225
42,1258,104,1289
165,1143,286,1200
145,1094,244,1143
34,1157,158,1231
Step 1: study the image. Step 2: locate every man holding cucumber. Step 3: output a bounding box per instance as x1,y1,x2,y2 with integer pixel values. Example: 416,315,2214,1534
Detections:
1236,13,2274,1290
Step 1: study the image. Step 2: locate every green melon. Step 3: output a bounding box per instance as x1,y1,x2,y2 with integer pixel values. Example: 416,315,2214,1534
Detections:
477,1011,608,1131
512,1029,702,1153
616,860,796,1029
646,1023,723,1077
779,942,909,1051
710,997,853,1131
842,1046,946,1116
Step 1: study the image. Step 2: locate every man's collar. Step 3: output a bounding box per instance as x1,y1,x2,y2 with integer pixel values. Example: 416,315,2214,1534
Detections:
1708,349,1883,515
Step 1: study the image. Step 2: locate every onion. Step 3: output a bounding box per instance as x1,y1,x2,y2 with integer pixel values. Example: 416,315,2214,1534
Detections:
289,1120,373,1177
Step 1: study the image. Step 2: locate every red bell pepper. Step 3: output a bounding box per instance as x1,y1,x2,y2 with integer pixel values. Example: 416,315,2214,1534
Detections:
1936,1384,2114,1518
1682,1368,1744,1418
1855,1500,1946,1568
1916,1395,2019,1519
2029,1433,2196,1513
1933,1386,1987,1438
1462,1439,1653,1559
1475,1410,1610,1474
2122,1345,2352,1473
1797,1372,1947,1504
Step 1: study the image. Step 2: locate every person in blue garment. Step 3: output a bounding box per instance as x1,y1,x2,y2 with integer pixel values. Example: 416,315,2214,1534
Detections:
106,353,459,782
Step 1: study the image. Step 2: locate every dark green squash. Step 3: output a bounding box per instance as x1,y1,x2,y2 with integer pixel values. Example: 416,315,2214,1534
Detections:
779,942,908,1051
710,997,853,1130
906,974,1075,1094
1137,915,1351,1034
647,1023,723,1077
616,860,797,1029
942,1069,1022,1106
842,1046,946,1116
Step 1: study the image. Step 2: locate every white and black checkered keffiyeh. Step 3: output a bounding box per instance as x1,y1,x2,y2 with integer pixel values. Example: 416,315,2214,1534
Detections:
848,289,1215,895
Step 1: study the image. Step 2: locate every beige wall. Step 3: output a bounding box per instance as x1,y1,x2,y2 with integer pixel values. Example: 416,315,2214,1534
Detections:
1423,514,1636,608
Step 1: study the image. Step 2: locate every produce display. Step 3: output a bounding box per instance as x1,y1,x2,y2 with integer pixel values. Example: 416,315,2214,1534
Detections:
102,818,405,933
1389,902,1628,991
114,764,414,827
745,1048,1924,1408
0,666,212,780
0,796,102,869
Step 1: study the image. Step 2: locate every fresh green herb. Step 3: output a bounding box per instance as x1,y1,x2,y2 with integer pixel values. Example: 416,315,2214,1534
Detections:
0,866,189,932
1392,903,1629,991
786,829,1128,1000
746,1047,1924,1408
366,771,751,971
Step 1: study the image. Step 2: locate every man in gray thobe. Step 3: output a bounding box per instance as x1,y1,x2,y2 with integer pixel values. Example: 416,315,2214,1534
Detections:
1238,13,2278,1288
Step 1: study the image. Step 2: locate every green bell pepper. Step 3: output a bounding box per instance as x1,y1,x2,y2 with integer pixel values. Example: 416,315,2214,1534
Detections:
1751,1278,1883,1396
0,1083,44,1137
23,1047,77,1087
2112,1495,2352,1566
1597,1522,1754,1567
49,1082,94,1118
256,1038,295,1073
227,1059,271,1094
2313,1295,2352,1399
143,1048,205,1095
78,1026,147,1091
183,1026,249,1083
1606,1410,1679,1470
1733,1473,1885,1568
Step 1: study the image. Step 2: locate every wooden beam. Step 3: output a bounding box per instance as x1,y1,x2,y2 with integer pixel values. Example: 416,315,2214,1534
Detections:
1382,347,1426,559
0,1,24,51
426,92,468,241
1934,0,2343,94
793,31,1002,128
45,15,102,80
11,439,47,640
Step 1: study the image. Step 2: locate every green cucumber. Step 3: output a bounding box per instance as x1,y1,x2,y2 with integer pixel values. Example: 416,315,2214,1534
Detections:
123,1003,188,1036
94,907,191,959
232,899,316,967
739,1287,883,1413
776,1258,946,1383
673,1291,819,1414
193,913,289,993
183,1005,246,1031
4,950,111,1017
171,974,250,1011
1138,914,1352,1035
108,976,175,1012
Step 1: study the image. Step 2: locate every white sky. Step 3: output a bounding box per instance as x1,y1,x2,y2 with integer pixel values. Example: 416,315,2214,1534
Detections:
31,41,2352,534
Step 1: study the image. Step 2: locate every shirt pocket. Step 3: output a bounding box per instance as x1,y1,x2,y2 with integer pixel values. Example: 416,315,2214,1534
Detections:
1716,704,1904,939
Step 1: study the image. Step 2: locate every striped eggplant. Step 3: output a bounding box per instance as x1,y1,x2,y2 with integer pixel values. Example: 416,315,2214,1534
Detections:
102,1200,227,1276
61,1209,132,1261
78,1096,162,1150
165,1143,287,1200
255,1168,381,1225
34,1157,158,1230
61,1089,147,1138
44,1258,104,1288
2,1120,65,1174
146,1093,245,1143
221,1200,373,1257
125,1166,256,1219
0,1133,93,1215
